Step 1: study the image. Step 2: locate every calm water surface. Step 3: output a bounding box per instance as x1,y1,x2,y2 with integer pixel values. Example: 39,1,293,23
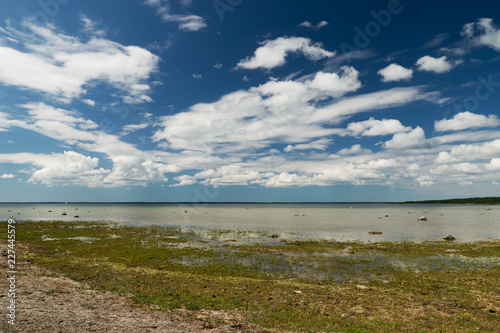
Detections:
1,203,498,242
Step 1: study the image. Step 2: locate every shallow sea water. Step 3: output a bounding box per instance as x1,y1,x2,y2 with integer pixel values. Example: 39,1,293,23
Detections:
1,203,499,242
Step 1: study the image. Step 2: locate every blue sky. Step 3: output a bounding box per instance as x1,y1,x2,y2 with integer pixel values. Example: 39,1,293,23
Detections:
1,0,500,202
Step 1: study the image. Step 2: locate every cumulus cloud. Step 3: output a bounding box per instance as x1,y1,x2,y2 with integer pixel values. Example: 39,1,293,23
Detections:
436,139,500,164
343,118,411,137
1,174,15,179
82,99,96,107
0,103,180,187
462,18,500,51
153,67,435,157
415,55,460,74
0,20,160,103
0,151,108,187
378,63,413,82
338,144,372,155
486,158,500,170
145,0,207,31
236,36,335,70
383,127,427,149
430,162,482,175
434,111,500,132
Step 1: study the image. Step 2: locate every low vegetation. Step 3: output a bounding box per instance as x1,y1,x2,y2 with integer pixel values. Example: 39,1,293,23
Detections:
5,220,500,332
402,197,500,205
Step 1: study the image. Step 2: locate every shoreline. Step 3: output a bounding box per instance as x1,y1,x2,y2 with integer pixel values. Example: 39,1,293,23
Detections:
2,220,499,332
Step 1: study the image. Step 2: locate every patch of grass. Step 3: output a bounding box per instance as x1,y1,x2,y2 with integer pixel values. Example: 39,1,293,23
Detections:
3,220,499,332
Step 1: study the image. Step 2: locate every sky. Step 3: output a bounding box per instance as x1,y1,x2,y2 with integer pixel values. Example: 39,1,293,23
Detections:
1,0,500,202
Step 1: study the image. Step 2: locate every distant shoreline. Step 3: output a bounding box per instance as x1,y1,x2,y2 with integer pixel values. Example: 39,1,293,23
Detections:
0,197,499,205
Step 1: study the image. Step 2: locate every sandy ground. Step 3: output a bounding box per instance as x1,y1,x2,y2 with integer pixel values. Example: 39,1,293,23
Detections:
0,242,278,333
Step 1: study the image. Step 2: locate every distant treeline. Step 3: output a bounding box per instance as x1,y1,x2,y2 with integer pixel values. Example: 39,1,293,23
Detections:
402,197,500,205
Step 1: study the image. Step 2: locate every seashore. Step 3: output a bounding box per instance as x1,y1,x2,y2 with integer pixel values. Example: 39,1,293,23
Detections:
1,220,499,332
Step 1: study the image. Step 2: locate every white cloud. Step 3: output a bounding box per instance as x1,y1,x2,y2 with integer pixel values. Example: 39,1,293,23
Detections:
343,118,411,137
80,14,106,37
378,63,413,82
383,127,427,149
357,159,399,169
0,20,160,103
236,36,335,70
430,162,482,175
415,56,458,74
153,68,436,158
214,63,223,69
462,18,500,51
153,67,366,153
1,174,15,179
145,0,207,31
486,158,500,170
436,139,500,164
82,99,96,107
284,138,333,152
298,21,329,30
0,151,108,187
338,144,372,155
192,74,203,79
434,111,500,132
120,123,150,136
416,175,434,187
0,103,180,187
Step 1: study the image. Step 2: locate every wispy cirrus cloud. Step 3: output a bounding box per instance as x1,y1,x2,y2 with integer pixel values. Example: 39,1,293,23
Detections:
298,21,329,30
144,0,207,31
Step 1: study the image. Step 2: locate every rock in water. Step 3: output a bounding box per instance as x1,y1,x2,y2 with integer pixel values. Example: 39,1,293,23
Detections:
417,216,427,221
443,234,455,241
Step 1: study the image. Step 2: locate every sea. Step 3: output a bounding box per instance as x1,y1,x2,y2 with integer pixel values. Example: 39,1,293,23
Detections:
1,203,498,243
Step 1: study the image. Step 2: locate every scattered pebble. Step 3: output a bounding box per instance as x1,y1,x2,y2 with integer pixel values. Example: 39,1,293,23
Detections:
417,216,427,221
368,230,383,235
356,285,368,290
443,234,455,241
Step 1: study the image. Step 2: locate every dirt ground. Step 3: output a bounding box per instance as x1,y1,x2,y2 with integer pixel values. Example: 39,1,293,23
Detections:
0,242,279,333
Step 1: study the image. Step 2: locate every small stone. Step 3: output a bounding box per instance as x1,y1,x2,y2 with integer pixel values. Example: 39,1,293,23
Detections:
270,234,279,238
294,290,302,294
417,216,427,221
356,285,368,290
443,234,455,241
368,230,382,235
